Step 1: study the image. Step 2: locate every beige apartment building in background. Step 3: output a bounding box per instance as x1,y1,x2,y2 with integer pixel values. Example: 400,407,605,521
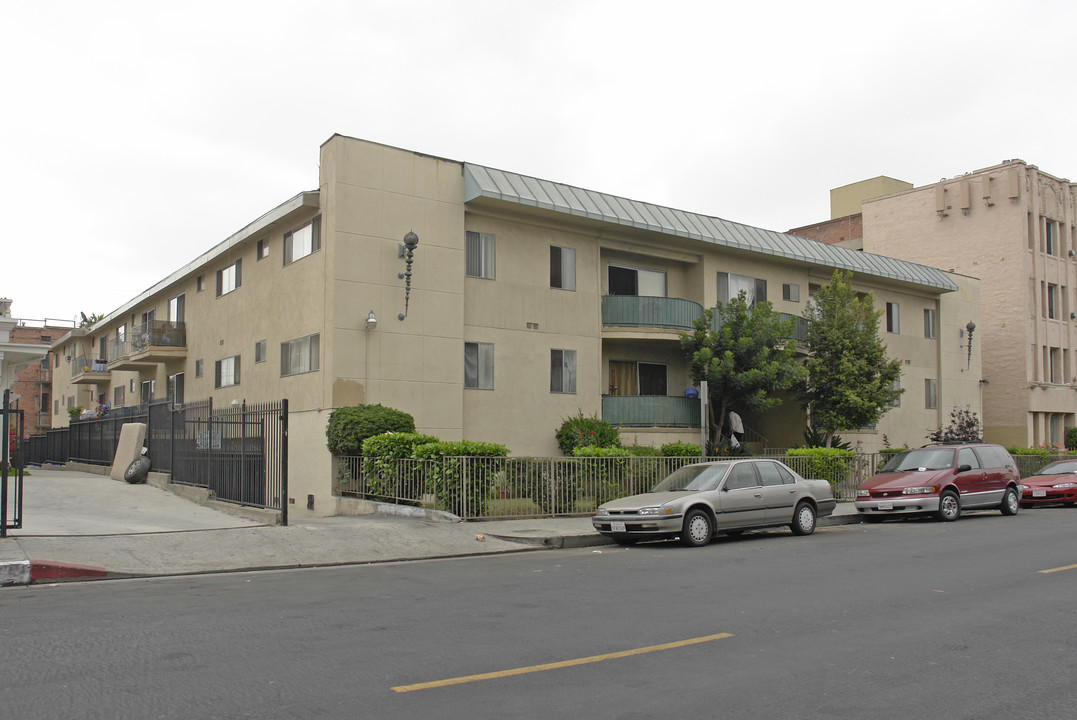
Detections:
792,160,1076,448
48,135,979,518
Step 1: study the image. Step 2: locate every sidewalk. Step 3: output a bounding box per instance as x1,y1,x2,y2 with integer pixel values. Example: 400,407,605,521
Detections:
1,467,861,586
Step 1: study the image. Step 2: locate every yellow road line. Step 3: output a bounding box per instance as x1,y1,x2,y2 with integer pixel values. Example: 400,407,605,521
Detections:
1039,562,1077,574
391,632,734,693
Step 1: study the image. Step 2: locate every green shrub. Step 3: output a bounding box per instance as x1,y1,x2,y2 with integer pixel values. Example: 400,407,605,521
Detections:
325,404,415,456
625,445,663,457
660,441,702,457
555,412,621,455
359,432,440,497
413,440,508,517
785,447,855,487
1067,427,1077,451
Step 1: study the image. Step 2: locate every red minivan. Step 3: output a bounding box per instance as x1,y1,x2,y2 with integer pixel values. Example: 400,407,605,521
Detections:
855,443,1021,522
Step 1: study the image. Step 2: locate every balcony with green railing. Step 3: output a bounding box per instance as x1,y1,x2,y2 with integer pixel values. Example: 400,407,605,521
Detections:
602,394,701,428
601,296,704,332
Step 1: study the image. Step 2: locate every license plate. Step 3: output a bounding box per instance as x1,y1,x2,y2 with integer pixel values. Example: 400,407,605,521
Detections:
611,521,626,532
877,501,894,510
1033,489,1047,497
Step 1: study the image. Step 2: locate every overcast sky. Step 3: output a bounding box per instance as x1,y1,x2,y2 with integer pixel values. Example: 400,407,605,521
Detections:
4,0,1076,323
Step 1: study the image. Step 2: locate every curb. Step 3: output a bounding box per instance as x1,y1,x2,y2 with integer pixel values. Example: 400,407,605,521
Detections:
0,560,31,586
30,560,112,583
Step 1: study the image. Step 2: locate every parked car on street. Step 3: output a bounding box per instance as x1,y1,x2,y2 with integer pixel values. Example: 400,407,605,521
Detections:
855,443,1021,522
1019,460,1077,507
591,459,836,547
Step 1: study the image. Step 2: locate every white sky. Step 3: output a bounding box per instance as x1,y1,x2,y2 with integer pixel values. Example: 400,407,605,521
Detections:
4,0,1076,323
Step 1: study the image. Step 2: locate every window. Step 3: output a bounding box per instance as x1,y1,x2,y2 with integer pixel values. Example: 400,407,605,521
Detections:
169,294,185,323
725,463,760,491
466,231,496,279
638,363,667,395
140,379,155,405
758,461,794,487
54,352,59,368
889,378,901,408
718,272,767,308
255,340,267,363
958,448,981,470
464,342,494,389
886,302,900,333
550,246,576,290
54,399,59,415
98,335,108,361
550,349,577,393
1045,218,1056,255
608,265,666,297
608,360,668,396
195,359,204,378
216,259,242,297
40,392,49,413
141,308,156,326
1047,284,1058,319
113,386,125,408
281,334,320,376
925,378,938,409
1050,347,1062,383
196,275,205,293
117,324,126,345
924,308,936,339
283,217,321,265
257,238,269,260
215,355,241,388
782,283,800,302
167,372,184,405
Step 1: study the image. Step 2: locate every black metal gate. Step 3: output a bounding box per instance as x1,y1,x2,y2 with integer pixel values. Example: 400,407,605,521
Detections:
2,389,24,538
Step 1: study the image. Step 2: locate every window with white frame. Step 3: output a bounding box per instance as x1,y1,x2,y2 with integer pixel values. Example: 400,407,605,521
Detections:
550,349,577,393
140,379,155,405
608,264,666,297
550,246,576,290
215,355,240,388
718,272,767,308
281,334,320,376
169,293,185,324
195,358,203,378
925,378,937,409
464,342,494,389
216,259,242,297
257,238,269,261
255,340,267,363
284,217,321,265
466,231,496,279
167,372,184,404
782,283,800,302
923,308,936,338
886,302,900,333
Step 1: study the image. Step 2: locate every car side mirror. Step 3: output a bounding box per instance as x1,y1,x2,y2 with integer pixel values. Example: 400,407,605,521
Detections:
956,464,972,473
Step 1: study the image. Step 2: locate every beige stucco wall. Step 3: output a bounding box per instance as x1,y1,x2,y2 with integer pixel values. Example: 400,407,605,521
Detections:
831,176,913,219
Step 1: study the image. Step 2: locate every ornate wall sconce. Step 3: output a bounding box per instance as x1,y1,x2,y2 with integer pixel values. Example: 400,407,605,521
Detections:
398,231,419,320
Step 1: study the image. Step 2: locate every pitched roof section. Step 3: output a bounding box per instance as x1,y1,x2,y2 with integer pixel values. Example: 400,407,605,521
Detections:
463,164,957,292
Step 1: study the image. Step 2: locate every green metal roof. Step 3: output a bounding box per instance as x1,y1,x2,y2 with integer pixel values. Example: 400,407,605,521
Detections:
463,164,957,292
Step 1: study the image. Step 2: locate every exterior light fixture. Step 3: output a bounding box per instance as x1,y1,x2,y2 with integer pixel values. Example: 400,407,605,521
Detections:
965,321,976,369
398,231,419,320
366,310,377,330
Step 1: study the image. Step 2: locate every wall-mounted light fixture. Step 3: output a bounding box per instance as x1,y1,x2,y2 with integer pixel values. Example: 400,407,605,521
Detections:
965,321,976,369
398,231,419,320
366,310,377,330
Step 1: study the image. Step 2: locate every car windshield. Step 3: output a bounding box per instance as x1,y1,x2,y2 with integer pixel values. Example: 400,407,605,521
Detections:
1035,461,1077,475
651,464,729,493
878,448,955,473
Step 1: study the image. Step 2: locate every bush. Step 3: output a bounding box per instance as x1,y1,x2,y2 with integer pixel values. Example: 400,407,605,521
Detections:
555,412,621,455
360,432,440,497
660,441,703,457
1067,427,1077,451
325,404,415,456
413,440,508,517
625,445,663,457
785,447,855,487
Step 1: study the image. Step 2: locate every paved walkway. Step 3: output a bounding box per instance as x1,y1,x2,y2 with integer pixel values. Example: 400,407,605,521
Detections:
1,466,860,586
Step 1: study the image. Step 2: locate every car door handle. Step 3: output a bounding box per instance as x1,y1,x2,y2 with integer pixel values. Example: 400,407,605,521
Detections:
754,493,762,498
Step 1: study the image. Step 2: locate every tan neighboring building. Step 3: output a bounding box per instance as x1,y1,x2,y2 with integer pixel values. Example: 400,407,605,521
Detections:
49,135,978,518
792,160,1076,448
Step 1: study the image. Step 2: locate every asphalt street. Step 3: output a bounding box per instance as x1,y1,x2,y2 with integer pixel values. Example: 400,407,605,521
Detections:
2,507,1074,720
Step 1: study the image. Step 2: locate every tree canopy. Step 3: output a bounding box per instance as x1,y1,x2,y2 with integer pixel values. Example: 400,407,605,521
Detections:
799,270,903,447
681,293,805,449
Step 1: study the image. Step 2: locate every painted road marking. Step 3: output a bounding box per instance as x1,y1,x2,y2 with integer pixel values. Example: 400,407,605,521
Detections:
1039,562,1077,574
391,632,735,693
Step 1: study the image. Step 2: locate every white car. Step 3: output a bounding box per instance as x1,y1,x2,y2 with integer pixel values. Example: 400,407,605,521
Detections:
592,459,836,547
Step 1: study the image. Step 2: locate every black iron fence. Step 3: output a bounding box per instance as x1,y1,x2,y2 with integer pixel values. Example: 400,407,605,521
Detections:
2,390,25,538
23,398,288,523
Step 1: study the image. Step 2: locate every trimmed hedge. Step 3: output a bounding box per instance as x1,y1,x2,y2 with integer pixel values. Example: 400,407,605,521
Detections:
660,442,703,457
413,440,509,517
325,405,415,456
555,412,621,455
785,447,855,487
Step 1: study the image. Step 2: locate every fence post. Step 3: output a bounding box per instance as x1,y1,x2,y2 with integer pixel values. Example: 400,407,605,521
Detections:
206,397,213,491
2,390,9,538
280,399,288,527
240,400,247,504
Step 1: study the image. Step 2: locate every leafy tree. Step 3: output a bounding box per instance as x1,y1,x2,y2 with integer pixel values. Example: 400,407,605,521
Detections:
799,271,902,448
79,312,105,328
681,293,805,448
928,406,982,443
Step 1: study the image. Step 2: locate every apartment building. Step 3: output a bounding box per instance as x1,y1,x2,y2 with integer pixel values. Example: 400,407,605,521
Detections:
792,161,1076,448
1,299,72,436
49,135,978,517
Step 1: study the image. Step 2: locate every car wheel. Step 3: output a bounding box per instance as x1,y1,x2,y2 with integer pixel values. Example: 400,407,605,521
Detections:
680,509,713,547
123,456,151,484
790,502,816,536
937,489,961,522
1000,486,1020,516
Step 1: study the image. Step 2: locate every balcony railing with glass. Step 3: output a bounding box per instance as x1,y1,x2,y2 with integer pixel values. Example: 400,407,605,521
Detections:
602,395,701,428
71,353,111,385
108,320,187,370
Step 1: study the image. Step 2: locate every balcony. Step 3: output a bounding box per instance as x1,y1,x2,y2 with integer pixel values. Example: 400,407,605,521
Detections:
602,296,704,332
108,320,187,370
70,354,111,385
602,395,701,428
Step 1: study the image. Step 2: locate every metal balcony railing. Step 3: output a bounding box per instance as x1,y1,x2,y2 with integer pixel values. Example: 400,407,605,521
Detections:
602,296,704,331
109,320,186,362
602,395,701,428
